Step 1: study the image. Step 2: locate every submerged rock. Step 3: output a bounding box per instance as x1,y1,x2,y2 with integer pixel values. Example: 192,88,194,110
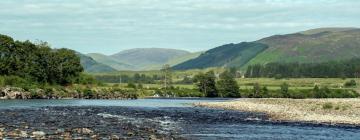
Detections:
32,131,46,137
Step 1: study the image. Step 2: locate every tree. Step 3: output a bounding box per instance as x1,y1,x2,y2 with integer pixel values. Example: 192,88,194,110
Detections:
280,82,289,98
217,70,240,97
0,34,84,85
53,48,83,85
194,71,218,97
252,83,261,98
261,86,269,97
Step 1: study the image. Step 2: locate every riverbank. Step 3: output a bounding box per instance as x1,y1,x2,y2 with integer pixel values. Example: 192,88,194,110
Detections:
0,86,139,99
195,98,360,125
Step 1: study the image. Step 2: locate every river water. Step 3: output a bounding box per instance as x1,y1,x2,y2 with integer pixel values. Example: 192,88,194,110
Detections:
0,99,359,139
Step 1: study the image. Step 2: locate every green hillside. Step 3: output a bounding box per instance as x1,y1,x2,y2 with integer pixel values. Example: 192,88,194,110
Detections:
78,53,117,73
246,28,360,66
173,42,268,70
87,53,136,70
111,48,190,70
166,51,203,66
146,51,203,70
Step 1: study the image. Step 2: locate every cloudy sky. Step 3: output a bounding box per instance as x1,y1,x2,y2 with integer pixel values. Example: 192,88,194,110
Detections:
1,0,360,55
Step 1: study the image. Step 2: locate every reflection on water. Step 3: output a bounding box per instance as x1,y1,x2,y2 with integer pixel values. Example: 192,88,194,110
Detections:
0,98,226,108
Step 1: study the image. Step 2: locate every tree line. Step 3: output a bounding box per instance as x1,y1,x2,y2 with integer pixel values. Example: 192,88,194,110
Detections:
245,58,360,78
94,73,162,84
0,34,83,85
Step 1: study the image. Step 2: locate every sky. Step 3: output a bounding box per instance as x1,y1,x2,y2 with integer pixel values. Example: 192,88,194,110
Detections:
1,0,360,55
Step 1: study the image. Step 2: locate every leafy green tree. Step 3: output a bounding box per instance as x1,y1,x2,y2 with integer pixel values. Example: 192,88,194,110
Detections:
194,71,218,97
53,48,83,85
217,70,240,97
280,82,289,98
0,34,84,86
261,86,269,97
252,83,261,98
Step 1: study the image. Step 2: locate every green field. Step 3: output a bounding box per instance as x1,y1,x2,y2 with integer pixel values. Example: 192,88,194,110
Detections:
107,78,360,90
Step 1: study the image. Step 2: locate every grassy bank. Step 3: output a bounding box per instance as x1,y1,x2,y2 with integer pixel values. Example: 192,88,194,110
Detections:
195,98,360,125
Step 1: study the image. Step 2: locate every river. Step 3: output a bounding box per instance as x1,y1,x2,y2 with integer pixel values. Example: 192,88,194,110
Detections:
0,99,359,139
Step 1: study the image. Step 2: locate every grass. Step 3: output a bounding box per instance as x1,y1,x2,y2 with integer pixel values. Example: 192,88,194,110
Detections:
322,102,333,109
236,78,360,89
106,78,360,93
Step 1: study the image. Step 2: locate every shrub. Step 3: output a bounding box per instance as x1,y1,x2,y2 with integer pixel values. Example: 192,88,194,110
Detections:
322,102,333,109
274,74,283,79
3,76,27,86
137,83,143,89
344,80,357,87
280,82,289,98
83,89,94,99
127,82,137,89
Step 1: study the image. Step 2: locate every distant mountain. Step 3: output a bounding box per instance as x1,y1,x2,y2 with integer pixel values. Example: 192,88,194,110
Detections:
111,48,190,70
174,27,360,70
173,42,268,70
246,27,360,65
77,53,117,73
86,53,135,70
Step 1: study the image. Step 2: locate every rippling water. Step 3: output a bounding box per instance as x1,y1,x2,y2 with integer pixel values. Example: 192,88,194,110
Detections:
0,98,225,108
0,99,359,140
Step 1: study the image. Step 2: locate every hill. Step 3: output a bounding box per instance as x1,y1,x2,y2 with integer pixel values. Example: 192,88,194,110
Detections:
87,53,135,70
172,42,268,70
246,27,360,65
174,27,360,70
111,48,190,70
77,53,117,73
299,27,358,35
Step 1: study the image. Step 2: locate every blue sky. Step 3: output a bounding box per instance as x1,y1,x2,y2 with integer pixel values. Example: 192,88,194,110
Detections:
1,0,360,55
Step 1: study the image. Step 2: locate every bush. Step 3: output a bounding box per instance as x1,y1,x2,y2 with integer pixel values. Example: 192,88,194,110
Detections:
322,102,333,109
76,73,102,85
274,74,283,79
0,77,4,86
3,76,27,86
83,89,94,99
127,82,137,89
280,82,289,98
344,80,357,87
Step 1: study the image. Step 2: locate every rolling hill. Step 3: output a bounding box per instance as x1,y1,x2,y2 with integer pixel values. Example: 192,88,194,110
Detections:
246,27,360,65
111,48,191,70
86,53,135,70
173,42,268,70
77,53,117,73
174,27,360,70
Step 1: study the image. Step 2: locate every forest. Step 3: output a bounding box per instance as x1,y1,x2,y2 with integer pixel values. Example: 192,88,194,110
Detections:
0,34,84,86
245,58,360,78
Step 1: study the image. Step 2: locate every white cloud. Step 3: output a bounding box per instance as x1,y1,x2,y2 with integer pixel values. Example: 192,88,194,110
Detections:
0,0,359,54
